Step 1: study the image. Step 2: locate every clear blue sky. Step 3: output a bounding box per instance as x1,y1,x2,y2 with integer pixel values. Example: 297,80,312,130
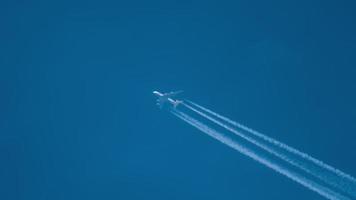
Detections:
1,0,356,199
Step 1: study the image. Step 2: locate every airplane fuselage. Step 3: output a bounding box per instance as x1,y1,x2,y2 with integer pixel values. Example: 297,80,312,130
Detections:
153,90,182,108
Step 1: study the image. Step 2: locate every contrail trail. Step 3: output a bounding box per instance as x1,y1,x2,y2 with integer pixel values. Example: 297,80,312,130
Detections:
171,109,350,200
184,100,356,198
182,103,332,188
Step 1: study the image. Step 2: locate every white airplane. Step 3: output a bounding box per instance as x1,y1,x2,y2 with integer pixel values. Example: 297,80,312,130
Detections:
153,90,183,109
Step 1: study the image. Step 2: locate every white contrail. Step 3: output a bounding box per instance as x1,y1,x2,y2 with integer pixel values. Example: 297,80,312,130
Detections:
171,109,350,200
182,103,330,186
185,100,356,197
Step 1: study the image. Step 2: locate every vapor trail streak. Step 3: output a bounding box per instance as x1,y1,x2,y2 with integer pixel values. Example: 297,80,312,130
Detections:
171,109,350,200
182,102,330,186
185,100,356,197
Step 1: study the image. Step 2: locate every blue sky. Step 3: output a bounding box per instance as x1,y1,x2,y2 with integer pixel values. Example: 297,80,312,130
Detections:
1,0,356,199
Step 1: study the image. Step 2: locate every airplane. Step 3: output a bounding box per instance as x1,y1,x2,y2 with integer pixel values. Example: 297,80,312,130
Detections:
153,90,183,109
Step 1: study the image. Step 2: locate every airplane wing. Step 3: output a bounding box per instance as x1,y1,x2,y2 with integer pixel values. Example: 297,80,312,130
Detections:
164,90,183,98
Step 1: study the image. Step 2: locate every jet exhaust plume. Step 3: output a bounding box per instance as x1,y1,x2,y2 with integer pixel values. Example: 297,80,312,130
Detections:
184,100,356,198
170,109,350,200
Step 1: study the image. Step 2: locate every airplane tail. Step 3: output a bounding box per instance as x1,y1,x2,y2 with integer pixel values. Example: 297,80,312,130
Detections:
173,100,183,108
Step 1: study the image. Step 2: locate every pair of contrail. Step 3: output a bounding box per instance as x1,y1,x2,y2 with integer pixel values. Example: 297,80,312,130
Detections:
183,101,356,198
169,101,355,200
